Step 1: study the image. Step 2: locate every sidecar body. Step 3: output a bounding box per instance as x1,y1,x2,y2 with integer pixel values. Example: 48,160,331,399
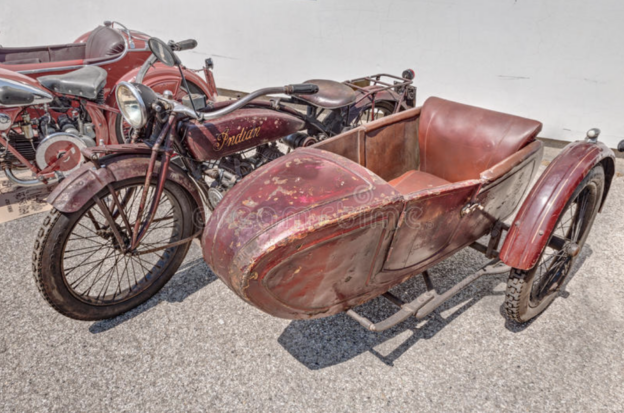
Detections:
202,97,615,324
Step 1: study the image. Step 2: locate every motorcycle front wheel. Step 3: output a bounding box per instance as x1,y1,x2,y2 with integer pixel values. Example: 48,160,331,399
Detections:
33,177,196,320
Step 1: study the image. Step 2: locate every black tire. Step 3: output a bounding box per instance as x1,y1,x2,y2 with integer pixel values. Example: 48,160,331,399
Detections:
33,177,196,320
352,100,397,127
114,81,207,143
504,165,605,323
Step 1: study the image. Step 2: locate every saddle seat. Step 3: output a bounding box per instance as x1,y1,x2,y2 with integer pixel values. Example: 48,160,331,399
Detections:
38,66,107,100
295,79,356,109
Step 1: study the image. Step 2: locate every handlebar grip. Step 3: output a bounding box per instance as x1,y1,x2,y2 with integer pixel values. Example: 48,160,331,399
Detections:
286,84,319,95
173,39,198,51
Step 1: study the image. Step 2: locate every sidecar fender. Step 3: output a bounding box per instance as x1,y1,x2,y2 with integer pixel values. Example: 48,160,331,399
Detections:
500,140,615,270
47,152,205,220
105,64,217,108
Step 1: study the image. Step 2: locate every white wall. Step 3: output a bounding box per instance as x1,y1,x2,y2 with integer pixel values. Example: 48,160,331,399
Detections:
2,0,623,148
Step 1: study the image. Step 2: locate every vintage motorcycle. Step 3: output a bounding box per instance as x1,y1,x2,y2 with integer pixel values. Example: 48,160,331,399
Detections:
33,79,615,324
33,35,615,326
0,22,216,186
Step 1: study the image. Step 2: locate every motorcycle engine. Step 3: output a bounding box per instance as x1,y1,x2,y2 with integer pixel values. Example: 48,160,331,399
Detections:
2,103,97,174
206,143,287,210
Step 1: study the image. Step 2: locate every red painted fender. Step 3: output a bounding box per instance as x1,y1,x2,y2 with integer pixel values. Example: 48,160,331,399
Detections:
48,150,205,222
500,140,615,270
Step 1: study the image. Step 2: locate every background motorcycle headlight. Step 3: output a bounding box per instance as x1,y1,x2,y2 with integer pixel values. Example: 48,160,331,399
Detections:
116,82,148,129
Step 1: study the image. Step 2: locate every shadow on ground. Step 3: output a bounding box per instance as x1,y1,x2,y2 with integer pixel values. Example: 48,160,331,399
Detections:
89,258,216,334
278,245,593,370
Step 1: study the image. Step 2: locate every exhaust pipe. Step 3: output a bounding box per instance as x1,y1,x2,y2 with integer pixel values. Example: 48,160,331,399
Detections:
3,168,49,187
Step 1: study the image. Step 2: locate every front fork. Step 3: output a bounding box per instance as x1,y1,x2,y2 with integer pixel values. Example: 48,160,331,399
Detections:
88,114,200,255
130,115,175,249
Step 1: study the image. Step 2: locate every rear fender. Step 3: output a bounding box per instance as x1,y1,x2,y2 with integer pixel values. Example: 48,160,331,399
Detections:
48,154,206,221
500,140,615,270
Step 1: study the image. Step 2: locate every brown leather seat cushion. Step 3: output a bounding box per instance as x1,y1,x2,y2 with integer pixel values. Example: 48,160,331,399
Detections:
85,26,125,62
419,97,542,182
388,170,451,195
296,79,356,109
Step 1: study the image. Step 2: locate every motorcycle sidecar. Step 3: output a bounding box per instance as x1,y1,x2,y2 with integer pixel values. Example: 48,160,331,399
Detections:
202,97,615,329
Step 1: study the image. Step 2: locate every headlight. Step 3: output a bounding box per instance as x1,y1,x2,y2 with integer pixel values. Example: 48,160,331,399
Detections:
116,82,148,129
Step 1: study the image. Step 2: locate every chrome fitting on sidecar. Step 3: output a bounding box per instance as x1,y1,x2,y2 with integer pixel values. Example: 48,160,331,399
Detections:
585,128,601,143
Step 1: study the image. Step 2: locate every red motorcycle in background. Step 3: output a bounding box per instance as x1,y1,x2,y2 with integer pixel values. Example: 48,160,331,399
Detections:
0,21,217,186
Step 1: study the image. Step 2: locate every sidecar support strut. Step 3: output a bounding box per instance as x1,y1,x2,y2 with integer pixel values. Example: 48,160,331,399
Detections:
346,259,511,332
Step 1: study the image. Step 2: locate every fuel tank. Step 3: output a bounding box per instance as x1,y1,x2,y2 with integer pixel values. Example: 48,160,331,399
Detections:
0,68,53,107
184,107,305,161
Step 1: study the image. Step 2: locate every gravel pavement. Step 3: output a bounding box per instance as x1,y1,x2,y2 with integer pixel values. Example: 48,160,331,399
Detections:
1,147,623,412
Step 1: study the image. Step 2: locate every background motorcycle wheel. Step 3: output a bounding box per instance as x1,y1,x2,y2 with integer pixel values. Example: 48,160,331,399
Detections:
352,100,397,126
32,177,196,321
504,165,605,323
114,81,208,143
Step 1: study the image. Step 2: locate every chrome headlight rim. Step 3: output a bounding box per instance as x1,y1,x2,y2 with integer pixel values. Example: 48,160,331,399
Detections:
116,81,148,129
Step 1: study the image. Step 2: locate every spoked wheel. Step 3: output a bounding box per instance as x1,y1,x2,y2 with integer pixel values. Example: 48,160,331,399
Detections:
352,101,397,126
33,177,196,320
504,165,605,323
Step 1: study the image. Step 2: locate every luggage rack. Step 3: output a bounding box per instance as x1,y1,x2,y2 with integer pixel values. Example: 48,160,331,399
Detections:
343,73,416,113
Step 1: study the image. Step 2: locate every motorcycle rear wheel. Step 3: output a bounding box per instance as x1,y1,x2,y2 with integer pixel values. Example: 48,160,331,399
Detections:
504,165,605,323
33,177,196,320
352,100,397,126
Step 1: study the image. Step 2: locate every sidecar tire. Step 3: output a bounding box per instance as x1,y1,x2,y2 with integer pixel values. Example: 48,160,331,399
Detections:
32,178,196,321
504,164,605,323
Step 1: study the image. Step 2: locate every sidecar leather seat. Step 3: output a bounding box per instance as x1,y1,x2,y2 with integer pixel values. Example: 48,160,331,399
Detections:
389,97,542,194
0,26,124,66
295,79,357,109
84,26,125,63
38,66,108,100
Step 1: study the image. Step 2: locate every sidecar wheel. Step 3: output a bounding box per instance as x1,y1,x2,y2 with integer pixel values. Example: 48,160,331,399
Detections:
504,165,605,323
32,177,196,321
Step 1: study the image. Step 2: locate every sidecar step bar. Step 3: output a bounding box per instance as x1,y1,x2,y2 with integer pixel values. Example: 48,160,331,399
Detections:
346,292,435,332
346,259,511,332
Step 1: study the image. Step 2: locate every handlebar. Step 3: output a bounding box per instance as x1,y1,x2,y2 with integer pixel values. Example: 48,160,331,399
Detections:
170,39,197,52
285,84,319,95
198,84,318,121
135,38,198,84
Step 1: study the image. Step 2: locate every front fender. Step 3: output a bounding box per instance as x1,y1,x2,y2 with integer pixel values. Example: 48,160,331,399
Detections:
500,140,615,270
48,153,206,221
104,64,217,108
